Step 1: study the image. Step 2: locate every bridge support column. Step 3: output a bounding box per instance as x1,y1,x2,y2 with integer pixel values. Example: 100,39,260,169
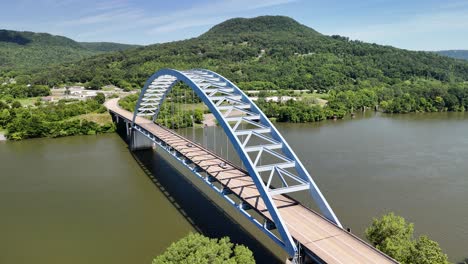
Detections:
111,112,133,143
131,129,154,151
125,121,132,141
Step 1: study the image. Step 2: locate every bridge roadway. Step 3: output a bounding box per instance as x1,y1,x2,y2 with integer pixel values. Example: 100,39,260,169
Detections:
105,98,397,264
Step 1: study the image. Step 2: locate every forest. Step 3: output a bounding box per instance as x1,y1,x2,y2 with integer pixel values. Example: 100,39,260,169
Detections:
10,16,467,91
0,29,138,72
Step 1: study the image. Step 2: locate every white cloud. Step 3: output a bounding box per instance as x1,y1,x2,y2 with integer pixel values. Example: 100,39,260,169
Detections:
62,5,145,26
333,8,468,50
60,0,297,37
147,17,225,34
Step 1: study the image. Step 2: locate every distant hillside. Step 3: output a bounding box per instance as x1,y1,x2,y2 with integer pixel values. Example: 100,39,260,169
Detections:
19,16,468,90
436,50,468,61
0,29,139,72
79,42,140,52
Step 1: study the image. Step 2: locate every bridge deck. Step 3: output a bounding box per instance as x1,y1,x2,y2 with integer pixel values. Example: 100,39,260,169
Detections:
105,99,396,264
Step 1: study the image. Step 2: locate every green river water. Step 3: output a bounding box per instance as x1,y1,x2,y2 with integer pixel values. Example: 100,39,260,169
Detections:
1,111,467,263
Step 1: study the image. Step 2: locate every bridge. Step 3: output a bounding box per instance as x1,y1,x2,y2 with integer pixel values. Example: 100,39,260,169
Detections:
105,68,397,264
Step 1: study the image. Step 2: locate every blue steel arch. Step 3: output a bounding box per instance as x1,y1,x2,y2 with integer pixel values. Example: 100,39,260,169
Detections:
131,68,341,258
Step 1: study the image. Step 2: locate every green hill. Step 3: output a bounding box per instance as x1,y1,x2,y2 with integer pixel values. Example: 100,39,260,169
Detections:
25,15,468,90
436,50,468,61
0,29,139,72
79,42,140,52
200,16,320,37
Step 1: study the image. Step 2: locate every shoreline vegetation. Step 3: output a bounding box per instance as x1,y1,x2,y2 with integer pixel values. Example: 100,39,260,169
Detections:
366,213,450,264
115,77,468,130
0,93,115,140
0,128,6,141
2,77,468,141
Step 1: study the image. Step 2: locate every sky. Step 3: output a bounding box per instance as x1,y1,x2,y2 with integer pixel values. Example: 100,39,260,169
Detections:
1,0,467,51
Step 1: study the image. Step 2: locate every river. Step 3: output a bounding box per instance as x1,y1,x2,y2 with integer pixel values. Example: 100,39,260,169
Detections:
1,111,467,263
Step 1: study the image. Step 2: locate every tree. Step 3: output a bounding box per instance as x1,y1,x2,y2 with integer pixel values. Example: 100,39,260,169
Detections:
408,236,449,264
11,100,22,108
443,93,459,111
0,101,8,110
87,76,105,90
365,212,414,262
94,92,105,104
366,213,450,264
434,96,445,111
4,95,13,104
0,109,11,127
152,233,255,264
193,109,204,124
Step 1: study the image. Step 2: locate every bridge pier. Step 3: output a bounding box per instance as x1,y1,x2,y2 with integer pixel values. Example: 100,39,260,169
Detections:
110,110,154,151
131,129,154,151
111,112,132,143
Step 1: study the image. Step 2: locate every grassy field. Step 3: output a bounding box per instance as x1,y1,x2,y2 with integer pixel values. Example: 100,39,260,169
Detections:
69,113,112,125
301,93,329,106
160,102,207,112
18,97,40,106
181,102,206,111
301,92,329,100
101,86,116,91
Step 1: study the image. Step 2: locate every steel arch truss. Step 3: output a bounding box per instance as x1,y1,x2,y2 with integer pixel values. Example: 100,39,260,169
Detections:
132,68,342,257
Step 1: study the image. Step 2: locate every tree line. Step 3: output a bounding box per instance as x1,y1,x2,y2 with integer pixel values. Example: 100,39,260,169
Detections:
258,78,468,123
116,77,468,128
0,83,50,99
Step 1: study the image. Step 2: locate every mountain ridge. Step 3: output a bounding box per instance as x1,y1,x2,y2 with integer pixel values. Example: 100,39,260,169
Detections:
0,29,79,47
0,29,140,71
436,50,468,61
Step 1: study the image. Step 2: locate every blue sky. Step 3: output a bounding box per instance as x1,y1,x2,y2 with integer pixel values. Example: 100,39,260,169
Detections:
1,0,467,50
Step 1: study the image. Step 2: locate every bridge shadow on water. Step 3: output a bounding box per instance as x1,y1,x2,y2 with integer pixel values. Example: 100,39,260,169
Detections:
129,147,283,263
